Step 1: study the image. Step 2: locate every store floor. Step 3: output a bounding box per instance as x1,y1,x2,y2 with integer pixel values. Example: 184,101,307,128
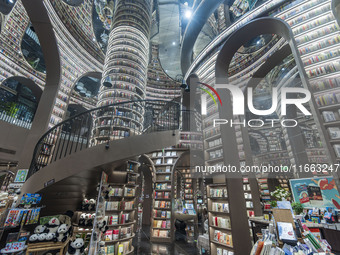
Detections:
133,225,199,255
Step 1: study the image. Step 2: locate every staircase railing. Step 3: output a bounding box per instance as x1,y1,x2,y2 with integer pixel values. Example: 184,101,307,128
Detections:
28,100,181,177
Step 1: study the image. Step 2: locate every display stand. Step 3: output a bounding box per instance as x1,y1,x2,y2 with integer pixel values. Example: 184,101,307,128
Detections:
25,237,70,255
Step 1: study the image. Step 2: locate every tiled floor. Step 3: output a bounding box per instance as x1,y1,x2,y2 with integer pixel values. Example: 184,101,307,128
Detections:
133,225,199,255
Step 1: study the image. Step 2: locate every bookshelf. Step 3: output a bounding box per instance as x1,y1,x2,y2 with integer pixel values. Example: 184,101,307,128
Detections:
175,167,199,243
96,161,139,255
149,148,183,243
207,184,234,255
242,177,255,218
257,178,271,212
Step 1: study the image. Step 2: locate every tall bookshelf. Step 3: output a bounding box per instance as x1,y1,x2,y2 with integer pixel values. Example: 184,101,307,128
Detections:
149,148,183,243
89,161,140,254
176,167,199,243
207,183,234,255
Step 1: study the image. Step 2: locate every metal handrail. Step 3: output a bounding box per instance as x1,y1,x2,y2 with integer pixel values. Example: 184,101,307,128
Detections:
28,100,181,177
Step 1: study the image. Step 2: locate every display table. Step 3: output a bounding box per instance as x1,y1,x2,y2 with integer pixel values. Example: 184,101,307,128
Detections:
249,217,325,243
25,239,70,255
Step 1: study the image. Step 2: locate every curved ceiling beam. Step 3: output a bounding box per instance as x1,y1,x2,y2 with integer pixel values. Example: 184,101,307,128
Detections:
22,0,60,90
180,0,224,74
17,0,61,169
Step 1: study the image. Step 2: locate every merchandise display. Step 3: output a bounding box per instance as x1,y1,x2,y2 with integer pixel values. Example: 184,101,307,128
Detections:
1,0,340,254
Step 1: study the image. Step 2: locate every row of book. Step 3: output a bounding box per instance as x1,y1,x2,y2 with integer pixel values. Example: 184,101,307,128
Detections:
214,230,233,246
210,188,228,198
154,158,174,165
102,241,131,255
152,220,171,229
154,192,170,199
315,92,340,107
208,138,222,149
153,210,171,219
105,227,132,241
105,213,131,225
154,201,171,209
211,216,231,229
155,183,171,190
104,201,134,211
152,229,169,238
211,203,229,213
216,248,234,255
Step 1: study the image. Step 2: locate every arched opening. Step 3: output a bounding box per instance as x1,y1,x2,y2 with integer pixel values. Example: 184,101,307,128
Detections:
0,77,42,128
71,72,102,108
0,0,17,15
21,23,46,73
214,17,331,169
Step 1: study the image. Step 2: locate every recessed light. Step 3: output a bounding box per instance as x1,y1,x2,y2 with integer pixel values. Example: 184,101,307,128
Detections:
184,2,188,6
172,42,176,46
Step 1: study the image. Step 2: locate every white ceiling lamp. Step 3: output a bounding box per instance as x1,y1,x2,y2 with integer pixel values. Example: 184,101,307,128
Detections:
185,10,192,19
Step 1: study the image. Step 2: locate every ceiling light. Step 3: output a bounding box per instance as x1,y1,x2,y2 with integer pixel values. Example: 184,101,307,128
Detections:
282,68,285,71
9,0,14,3
185,10,192,19
172,42,176,46
184,2,188,6
257,40,261,45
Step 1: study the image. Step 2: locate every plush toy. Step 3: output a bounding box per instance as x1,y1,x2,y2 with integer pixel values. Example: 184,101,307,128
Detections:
81,198,89,211
84,214,90,226
87,214,95,227
29,225,47,243
66,238,85,255
29,234,39,243
45,217,60,234
96,219,108,234
97,241,106,255
59,210,74,225
102,185,112,199
88,198,96,211
38,233,47,242
55,223,71,242
45,232,56,242
78,213,86,226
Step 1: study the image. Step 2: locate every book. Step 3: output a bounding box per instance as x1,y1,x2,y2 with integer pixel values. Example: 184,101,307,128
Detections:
328,127,340,139
322,111,336,122
105,230,113,241
112,229,119,240
117,244,124,255
277,222,297,242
